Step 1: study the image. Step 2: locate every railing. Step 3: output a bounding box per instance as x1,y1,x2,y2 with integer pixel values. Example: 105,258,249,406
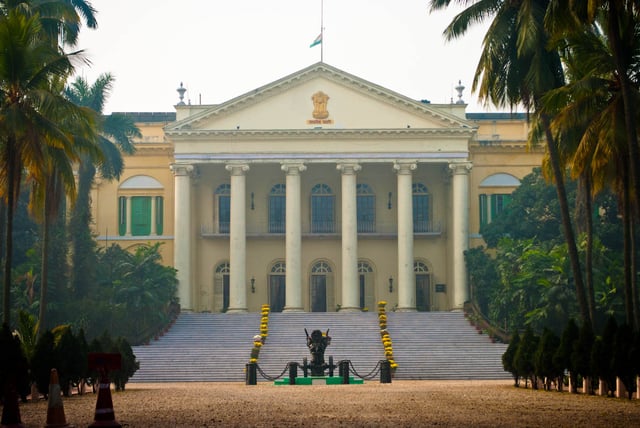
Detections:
201,221,443,237
463,301,510,344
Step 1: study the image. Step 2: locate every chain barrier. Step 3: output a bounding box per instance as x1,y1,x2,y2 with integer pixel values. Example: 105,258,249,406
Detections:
254,360,384,382
256,363,290,381
339,359,382,380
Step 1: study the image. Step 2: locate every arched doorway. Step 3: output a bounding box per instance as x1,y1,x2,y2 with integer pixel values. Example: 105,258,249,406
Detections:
358,261,375,310
310,261,332,312
269,261,286,312
414,261,431,311
214,262,230,312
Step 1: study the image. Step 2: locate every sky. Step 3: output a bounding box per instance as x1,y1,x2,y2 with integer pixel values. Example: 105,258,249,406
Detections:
75,0,494,114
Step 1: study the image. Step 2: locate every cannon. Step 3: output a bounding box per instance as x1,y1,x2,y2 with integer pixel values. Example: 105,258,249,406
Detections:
302,328,335,377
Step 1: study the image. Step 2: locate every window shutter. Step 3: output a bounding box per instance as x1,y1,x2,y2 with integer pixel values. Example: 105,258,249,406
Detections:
118,196,127,236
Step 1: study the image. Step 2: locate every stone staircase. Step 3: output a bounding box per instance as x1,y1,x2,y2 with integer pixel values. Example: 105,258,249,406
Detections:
131,311,509,382
388,312,509,380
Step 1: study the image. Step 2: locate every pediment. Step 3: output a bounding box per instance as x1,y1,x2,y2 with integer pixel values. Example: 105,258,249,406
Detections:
165,63,475,134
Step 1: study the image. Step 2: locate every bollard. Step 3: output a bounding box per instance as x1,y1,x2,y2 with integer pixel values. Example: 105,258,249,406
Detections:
340,360,350,384
328,356,334,377
288,362,298,385
246,363,257,385
380,360,392,384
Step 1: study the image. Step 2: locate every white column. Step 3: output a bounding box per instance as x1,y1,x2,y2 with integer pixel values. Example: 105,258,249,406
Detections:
150,196,157,236
337,163,361,311
449,161,472,309
394,162,417,312
282,163,306,312
170,164,195,311
226,163,249,313
125,196,132,236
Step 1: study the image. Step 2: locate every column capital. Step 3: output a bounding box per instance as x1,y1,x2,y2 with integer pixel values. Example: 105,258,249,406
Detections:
225,163,250,175
336,162,361,174
170,163,195,177
448,161,473,175
393,162,417,175
281,162,307,175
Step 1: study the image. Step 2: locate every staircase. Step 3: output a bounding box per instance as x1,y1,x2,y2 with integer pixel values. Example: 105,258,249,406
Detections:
388,312,509,380
130,312,259,382
131,311,509,382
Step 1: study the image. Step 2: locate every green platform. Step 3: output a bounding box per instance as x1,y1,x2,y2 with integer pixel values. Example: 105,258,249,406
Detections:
274,376,364,385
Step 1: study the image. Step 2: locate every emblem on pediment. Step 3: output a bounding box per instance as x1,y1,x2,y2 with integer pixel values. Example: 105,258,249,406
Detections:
311,91,330,119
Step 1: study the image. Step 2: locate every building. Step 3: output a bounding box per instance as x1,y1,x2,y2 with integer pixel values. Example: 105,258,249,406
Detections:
90,63,542,313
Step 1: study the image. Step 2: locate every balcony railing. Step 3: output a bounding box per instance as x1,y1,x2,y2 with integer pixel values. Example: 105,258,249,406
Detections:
201,220,442,237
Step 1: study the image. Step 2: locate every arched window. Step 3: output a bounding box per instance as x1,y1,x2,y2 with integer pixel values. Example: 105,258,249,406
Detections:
413,183,430,232
215,184,231,233
269,184,286,233
478,174,520,227
118,175,164,236
357,183,375,233
311,184,335,233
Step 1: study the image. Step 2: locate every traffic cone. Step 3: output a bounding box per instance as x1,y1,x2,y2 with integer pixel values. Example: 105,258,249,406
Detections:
88,374,121,428
45,369,71,428
1,379,25,428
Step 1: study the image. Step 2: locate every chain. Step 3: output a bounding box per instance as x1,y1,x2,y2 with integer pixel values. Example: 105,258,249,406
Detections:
256,363,290,381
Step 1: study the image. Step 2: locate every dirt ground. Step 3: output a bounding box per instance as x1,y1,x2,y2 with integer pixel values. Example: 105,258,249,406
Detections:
7,380,640,427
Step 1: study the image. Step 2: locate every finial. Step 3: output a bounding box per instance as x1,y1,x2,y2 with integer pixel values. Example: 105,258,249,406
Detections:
455,80,465,104
176,82,187,106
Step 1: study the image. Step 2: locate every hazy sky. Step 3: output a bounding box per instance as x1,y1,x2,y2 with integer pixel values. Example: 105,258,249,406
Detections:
75,0,493,114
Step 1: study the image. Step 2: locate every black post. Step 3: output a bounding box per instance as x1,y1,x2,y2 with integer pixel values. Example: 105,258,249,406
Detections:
288,362,298,385
246,363,257,385
380,360,392,384
340,360,350,384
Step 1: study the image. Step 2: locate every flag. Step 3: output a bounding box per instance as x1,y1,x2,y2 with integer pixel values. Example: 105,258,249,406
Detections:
310,33,322,48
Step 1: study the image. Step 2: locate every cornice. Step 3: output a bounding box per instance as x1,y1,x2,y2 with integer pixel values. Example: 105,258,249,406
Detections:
165,127,476,141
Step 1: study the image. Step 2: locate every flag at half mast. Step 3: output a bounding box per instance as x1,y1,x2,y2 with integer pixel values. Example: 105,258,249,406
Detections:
310,33,322,48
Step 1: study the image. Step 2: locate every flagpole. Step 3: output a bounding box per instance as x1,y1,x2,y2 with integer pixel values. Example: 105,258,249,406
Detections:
320,0,324,62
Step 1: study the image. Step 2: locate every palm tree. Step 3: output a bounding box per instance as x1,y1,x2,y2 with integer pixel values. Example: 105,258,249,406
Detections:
0,10,92,325
0,0,97,47
26,94,100,332
541,21,638,328
64,74,139,298
429,0,593,327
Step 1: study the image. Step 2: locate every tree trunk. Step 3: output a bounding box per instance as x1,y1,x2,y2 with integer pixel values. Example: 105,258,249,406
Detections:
2,139,18,326
622,163,634,327
541,116,591,328
583,174,596,330
37,203,51,335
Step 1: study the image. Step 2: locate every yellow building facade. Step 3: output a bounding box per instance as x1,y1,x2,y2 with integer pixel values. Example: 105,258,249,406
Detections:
90,63,543,313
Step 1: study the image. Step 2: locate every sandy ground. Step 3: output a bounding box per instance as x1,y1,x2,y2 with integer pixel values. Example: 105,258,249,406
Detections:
6,380,640,427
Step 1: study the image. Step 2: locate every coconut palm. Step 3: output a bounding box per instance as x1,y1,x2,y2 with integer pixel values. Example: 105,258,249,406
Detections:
0,0,97,47
429,0,592,327
64,74,139,298
26,94,101,332
0,10,92,325
542,19,640,328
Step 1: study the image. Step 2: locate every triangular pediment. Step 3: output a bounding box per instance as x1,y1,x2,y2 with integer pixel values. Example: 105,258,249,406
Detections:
165,63,475,134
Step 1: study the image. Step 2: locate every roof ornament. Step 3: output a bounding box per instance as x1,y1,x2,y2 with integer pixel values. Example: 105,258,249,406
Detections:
455,80,465,104
176,82,187,106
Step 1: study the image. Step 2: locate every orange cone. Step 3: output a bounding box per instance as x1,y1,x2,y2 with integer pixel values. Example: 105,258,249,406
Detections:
45,369,71,428
1,379,25,428
88,374,121,428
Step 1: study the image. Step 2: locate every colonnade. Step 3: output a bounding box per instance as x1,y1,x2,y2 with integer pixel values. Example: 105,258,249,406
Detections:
171,160,471,312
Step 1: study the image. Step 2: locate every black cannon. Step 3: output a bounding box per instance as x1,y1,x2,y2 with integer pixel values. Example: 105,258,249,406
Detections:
302,328,335,376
